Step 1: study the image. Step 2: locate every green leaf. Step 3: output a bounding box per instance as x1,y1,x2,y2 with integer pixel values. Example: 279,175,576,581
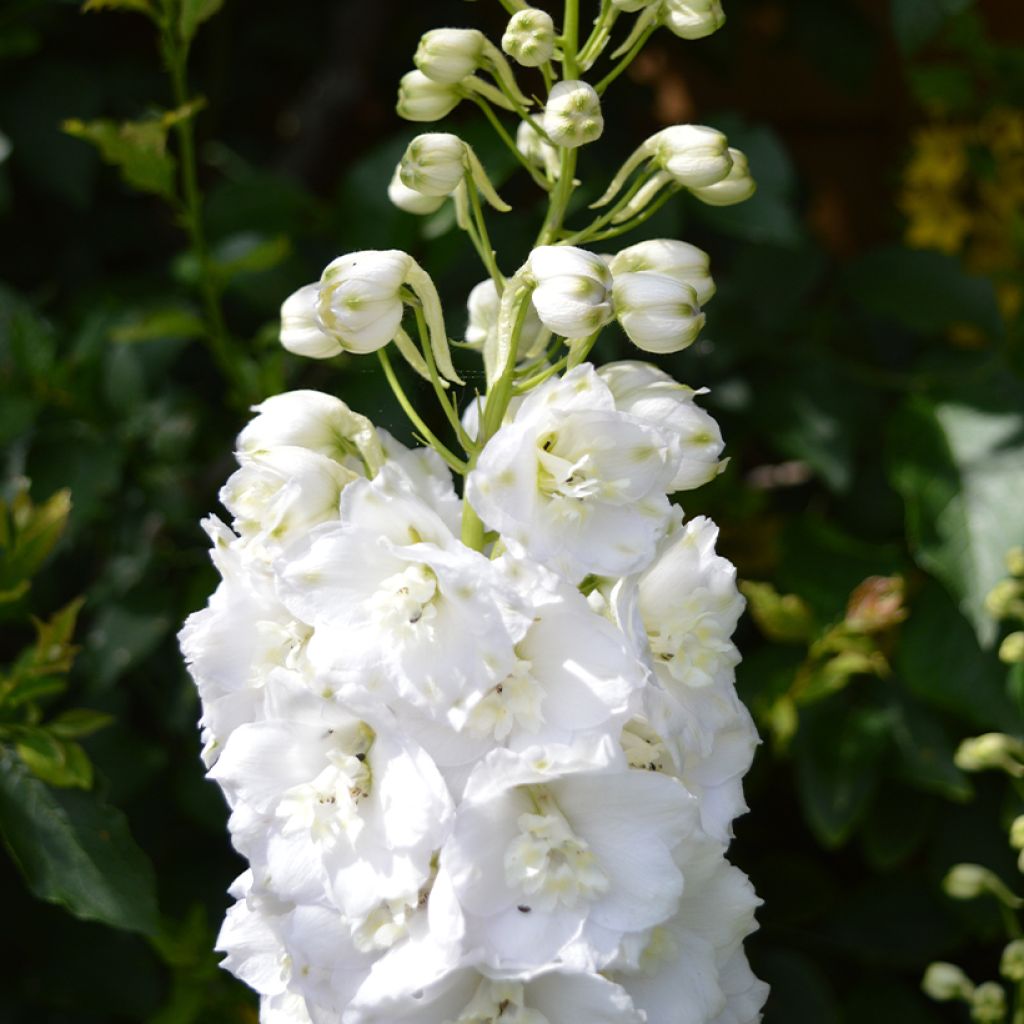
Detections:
889,697,973,801
740,581,817,644
892,0,974,55
14,730,93,789
888,390,1024,646
48,708,114,739
62,117,176,199
794,701,892,847
179,0,224,45
846,247,1002,339
0,485,72,598
110,307,205,345
0,749,158,933
82,0,155,15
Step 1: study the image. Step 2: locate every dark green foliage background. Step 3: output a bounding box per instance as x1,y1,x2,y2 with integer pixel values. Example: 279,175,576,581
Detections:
1,0,1023,1020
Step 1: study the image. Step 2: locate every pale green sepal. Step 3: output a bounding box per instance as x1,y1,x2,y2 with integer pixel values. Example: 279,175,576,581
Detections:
461,77,517,112
392,325,435,384
610,5,660,59
611,169,673,223
405,259,463,384
464,145,512,212
486,268,536,387
453,181,472,231
590,145,651,209
481,38,535,108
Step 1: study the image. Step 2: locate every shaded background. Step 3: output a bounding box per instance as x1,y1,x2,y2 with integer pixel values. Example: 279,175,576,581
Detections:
2,0,1024,1020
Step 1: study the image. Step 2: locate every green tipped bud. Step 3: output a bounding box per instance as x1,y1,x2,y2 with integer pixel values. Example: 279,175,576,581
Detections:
1000,940,1024,982
501,8,556,67
396,70,463,123
542,80,604,149
970,982,1007,1023
999,632,1024,665
922,962,974,1001
415,28,487,85
1010,815,1024,851
954,733,1024,776
943,864,1023,908
1007,547,1024,578
986,579,1024,620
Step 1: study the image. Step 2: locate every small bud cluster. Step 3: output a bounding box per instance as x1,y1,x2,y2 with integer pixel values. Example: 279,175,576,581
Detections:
182,3,768,1022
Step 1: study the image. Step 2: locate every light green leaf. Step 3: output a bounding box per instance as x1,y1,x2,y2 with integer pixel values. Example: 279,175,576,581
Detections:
48,708,114,739
0,485,72,598
179,0,224,45
15,730,93,789
740,580,817,644
0,749,159,933
889,391,1024,646
82,0,155,15
62,116,175,199
110,307,205,345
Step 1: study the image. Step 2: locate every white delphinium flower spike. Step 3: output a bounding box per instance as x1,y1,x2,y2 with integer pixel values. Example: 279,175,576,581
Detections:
689,147,757,206
543,80,604,149
467,364,684,582
502,8,557,67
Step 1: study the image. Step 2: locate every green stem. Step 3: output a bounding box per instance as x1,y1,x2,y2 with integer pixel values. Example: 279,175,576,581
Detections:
377,349,467,474
595,24,655,94
578,0,618,70
580,182,681,242
513,354,569,394
481,287,534,443
466,181,505,289
561,0,580,79
537,147,579,245
461,499,487,551
562,171,649,244
472,97,551,191
413,306,477,455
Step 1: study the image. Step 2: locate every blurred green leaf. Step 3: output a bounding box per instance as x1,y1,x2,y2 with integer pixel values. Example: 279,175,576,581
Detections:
111,307,205,345
892,0,974,55
759,948,842,1024
0,485,71,601
179,0,224,45
63,116,176,199
0,749,158,934
846,247,1001,339
82,0,155,15
14,730,93,789
48,708,114,740
889,697,973,801
889,390,1024,646
741,581,817,643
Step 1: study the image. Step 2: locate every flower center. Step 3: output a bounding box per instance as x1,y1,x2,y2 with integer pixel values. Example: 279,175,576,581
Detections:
467,658,545,740
536,437,602,503
504,799,608,911
369,562,439,631
622,720,670,773
448,979,550,1024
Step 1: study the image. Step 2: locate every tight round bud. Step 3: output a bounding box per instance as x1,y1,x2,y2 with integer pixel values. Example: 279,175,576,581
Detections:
663,0,727,40
387,165,446,215
612,271,705,354
986,579,1024,618
502,8,556,67
610,239,716,306
922,962,974,1002
971,982,1007,1023
414,28,486,84
528,245,614,337
542,80,604,149
1010,815,1024,850
954,733,1024,775
396,71,462,122
1000,632,1024,665
400,133,467,197
943,864,1023,908
689,147,757,206
280,284,341,359
1007,546,1024,578
651,124,733,187
1001,940,1024,983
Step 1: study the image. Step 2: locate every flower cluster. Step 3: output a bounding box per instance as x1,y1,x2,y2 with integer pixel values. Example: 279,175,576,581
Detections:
181,1,767,1021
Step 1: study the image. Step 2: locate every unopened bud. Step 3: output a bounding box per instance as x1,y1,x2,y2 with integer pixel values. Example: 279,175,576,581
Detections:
387,165,446,215
1009,815,1024,850
943,864,1022,908
663,0,727,40
415,28,486,84
400,133,510,211
1000,940,1024,982
1000,632,1024,665
502,8,556,67
528,245,614,337
464,278,545,355
954,733,1024,776
986,579,1024,619
922,962,974,1001
1007,547,1024,578
517,120,561,179
280,284,342,360
970,982,1007,1023
688,147,756,206
650,124,733,187
612,272,705,354
542,80,604,149
610,239,715,306
397,70,463,122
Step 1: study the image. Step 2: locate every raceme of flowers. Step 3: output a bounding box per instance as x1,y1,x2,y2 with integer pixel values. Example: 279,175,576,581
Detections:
180,3,766,1023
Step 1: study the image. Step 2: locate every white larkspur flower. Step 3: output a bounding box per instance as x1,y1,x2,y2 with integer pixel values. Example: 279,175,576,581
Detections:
502,8,557,67
467,364,680,582
610,239,716,307
387,164,447,215
396,70,463,122
277,466,530,715
542,80,604,149
709,949,770,1024
414,28,488,84
399,133,509,210
599,361,726,491
689,147,756,206
528,246,614,339
464,278,546,358
441,738,697,971
612,271,705,354
663,0,727,40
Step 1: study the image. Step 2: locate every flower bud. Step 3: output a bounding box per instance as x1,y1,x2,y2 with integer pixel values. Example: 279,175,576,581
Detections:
663,0,727,40
610,239,715,306
943,864,1022,907
399,133,510,211
1001,940,1024,982
528,245,614,338
689,147,757,206
1010,815,1024,850
986,579,1024,619
612,272,705,354
387,165,446,215
954,733,1024,775
651,125,733,187
1007,546,1024,578
465,278,545,356
542,80,604,149
970,982,1007,1023
502,8,556,67
922,962,974,1001
317,250,409,355
396,70,462,122
280,284,341,359
414,28,486,84
517,120,560,179
1000,632,1024,665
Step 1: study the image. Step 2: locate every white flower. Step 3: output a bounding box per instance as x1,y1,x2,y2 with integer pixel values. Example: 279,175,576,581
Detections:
599,361,725,491
612,271,705,354
517,119,561,179
388,164,447,215
400,133,509,210
663,0,727,40
610,239,716,307
502,8,557,67
276,467,529,716
464,278,546,357
237,389,385,474
396,70,463,122
441,737,697,970
689,147,756,206
415,28,487,84
709,950,770,1024
648,125,734,187
542,80,604,149
528,246,614,338
466,364,681,582
279,284,341,359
